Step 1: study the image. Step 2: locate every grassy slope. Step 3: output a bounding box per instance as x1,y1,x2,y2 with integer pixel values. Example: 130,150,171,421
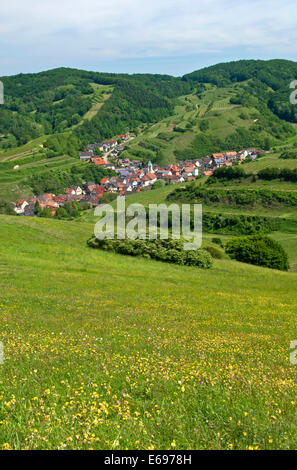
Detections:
0,215,297,450
244,152,297,173
73,83,113,124
123,82,294,165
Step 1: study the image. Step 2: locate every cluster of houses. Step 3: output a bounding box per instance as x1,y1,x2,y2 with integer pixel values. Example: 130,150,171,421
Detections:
199,149,262,176
79,134,129,163
14,143,262,216
14,159,198,216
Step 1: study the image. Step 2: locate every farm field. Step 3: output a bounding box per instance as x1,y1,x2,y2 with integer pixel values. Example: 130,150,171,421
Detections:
0,214,297,450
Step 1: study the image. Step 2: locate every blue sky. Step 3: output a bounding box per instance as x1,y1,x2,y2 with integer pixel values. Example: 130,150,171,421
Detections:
0,0,296,76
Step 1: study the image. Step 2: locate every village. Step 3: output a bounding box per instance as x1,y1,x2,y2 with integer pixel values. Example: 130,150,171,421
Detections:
14,133,262,216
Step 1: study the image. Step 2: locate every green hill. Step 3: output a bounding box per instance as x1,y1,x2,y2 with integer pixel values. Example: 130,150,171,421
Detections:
184,59,297,123
0,68,192,149
0,214,297,450
1,60,297,202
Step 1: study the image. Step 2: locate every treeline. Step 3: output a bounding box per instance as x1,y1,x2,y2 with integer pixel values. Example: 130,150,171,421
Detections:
0,200,16,216
123,206,292,236
167,186,297,208
203,213,281,235
165,209,291,235
163,209,282,235
206,165,297,184
30,164,115,195
210,166,246,180
258,167,297,182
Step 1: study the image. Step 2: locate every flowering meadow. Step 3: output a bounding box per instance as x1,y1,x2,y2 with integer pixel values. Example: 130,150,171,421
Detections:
0,215,297,450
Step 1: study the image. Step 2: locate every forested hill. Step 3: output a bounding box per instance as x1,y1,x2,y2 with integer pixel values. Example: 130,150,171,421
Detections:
1,60,297,159
0,68,193,149
183,59,297,123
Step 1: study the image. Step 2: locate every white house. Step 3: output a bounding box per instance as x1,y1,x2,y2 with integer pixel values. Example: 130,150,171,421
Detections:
14,200,28,214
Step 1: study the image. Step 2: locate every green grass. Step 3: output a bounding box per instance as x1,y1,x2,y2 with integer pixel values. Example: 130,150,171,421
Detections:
0,136,48,162
0,214,297,450
245,152,297,172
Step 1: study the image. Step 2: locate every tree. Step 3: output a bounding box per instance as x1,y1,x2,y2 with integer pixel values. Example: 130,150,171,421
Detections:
225,234,289,271
152,180,165,190
199,120,209,132
34,201,42,216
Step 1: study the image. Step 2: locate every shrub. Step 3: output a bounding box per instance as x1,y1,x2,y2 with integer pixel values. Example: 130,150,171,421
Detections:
55,201,84,219
184,249,213,268
211,166,246,180
87,236,213,269
205,245,224,259
279,151,297,160
152,180,165,190
211,237,224,247
225,235,289,271
199,120,209,132
0,200,16,216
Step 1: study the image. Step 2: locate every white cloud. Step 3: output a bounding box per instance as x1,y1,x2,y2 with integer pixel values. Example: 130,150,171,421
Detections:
0,0,296,73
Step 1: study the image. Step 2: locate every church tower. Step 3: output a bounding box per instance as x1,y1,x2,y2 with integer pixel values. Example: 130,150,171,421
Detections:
148,160,154,173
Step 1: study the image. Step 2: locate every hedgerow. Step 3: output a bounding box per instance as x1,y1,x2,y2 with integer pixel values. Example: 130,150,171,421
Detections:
87,236,213,269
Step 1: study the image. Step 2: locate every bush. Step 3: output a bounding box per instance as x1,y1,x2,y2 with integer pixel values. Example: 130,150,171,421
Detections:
0,200,16,216
205,245,224,259
55,201,84,219
225,234,289,271
258,167,297,182
211,166,246,180
87,236,213,269
211,237,224,247
199,120,209,132
152,180,165,190
279,151,297,160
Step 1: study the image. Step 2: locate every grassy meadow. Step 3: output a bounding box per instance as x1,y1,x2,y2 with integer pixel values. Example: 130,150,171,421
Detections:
0,214,297,450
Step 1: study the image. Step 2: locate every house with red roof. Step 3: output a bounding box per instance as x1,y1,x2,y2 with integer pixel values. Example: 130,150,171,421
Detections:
91,157,106,166
100,177,110,185
14,199,28,214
